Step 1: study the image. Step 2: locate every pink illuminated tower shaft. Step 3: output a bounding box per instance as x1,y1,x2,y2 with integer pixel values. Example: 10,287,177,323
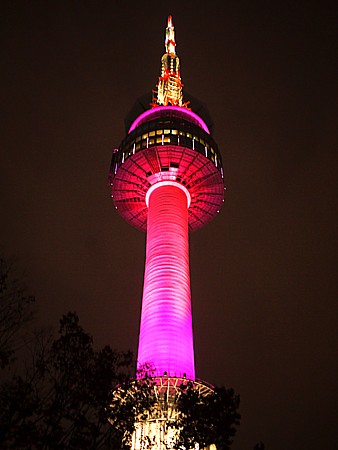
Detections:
137,182,195,380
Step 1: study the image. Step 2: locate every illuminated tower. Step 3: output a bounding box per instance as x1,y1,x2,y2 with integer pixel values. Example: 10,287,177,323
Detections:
109,16,224,449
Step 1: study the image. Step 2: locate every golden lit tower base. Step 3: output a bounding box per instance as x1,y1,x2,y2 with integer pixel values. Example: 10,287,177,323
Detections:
121,377,216,450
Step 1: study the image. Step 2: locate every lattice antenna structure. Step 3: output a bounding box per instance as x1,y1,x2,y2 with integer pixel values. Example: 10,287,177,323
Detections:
155,16,184,107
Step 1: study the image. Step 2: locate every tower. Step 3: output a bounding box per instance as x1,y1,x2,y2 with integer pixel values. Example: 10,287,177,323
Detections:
109,16,224,449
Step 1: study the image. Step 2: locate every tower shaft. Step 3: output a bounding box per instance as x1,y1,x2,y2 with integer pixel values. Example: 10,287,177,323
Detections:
138,182,195,380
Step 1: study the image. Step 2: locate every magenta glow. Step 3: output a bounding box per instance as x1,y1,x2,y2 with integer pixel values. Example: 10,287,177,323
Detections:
128,105,210,134
137,182,195,380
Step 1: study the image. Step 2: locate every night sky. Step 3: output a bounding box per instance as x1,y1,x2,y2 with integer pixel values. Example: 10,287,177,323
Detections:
1,1,337,449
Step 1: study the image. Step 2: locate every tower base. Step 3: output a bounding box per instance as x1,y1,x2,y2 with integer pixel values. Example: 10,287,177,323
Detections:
130,377,215,450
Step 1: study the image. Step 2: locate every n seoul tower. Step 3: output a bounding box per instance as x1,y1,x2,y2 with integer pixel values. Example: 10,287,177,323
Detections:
109,16,224,449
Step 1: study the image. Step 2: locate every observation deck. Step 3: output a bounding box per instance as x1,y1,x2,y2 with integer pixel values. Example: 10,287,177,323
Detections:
109,106,224,232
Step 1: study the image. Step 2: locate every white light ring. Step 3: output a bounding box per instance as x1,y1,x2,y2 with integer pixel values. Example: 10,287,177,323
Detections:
146,181,191,208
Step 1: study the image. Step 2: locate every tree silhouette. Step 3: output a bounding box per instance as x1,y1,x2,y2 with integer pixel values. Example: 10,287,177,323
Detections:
175,382,240,450
0,257,34,368
0,312,132,449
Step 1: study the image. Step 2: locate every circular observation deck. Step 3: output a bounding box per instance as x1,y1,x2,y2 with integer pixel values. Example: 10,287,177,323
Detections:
109,106,224,232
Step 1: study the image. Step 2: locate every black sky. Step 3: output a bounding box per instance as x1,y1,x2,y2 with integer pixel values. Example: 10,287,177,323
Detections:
1,1,337,449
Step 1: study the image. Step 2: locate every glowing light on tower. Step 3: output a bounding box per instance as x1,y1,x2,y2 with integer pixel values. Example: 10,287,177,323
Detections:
109,16,224,449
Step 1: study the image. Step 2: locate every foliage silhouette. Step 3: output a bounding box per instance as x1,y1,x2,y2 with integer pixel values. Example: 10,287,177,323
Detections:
0,257,34,368
108,368,157,449
0,312,132,449
174,382,240,450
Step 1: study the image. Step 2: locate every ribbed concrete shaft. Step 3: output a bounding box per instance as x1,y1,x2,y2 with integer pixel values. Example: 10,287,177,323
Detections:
137,182,195,380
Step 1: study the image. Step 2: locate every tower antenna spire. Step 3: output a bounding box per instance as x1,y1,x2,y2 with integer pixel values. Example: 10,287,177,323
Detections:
165,15,176,55
155,15,184,107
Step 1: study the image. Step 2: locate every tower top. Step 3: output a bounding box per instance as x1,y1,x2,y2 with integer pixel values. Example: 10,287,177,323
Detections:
154,16,184,107
109,16,224,232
